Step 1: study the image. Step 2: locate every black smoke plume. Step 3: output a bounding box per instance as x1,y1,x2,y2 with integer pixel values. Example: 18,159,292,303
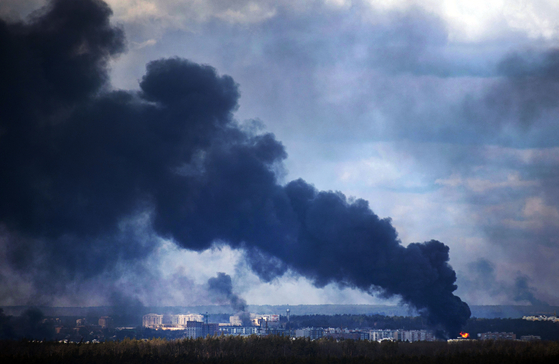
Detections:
0,0,470,336
208,273,251,326
208,273,247,312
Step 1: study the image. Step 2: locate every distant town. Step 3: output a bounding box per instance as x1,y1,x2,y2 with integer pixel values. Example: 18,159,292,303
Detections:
141,311,440,342
3,305,557,343
138,311,553,343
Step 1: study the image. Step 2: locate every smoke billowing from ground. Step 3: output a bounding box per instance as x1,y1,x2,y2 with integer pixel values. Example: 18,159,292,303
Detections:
208,273,248,312
208,273,250,326
0,0,469,335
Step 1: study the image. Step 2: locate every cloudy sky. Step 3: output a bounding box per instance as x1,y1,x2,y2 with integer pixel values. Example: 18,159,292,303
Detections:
1,0,559,311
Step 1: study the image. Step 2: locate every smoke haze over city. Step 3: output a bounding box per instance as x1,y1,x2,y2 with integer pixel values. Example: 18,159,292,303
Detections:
2,0,559,336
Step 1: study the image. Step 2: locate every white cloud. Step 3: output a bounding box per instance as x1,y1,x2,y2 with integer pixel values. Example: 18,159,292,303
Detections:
5,0,559,43
366,0,559,42
105,0,297,28
436,172,537,193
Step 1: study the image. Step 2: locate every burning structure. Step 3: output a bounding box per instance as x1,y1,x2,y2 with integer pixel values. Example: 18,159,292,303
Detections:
0,0,470,337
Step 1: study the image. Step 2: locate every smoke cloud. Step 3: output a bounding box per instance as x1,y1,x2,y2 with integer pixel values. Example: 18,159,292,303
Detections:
208,272,250,326
0,308,55,340
0,0,469,336
458,258,549,307
513,275,549,307
208,272,247,313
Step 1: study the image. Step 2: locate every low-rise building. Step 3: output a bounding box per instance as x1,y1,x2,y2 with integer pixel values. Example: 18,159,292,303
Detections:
295,328,323,340
523,315,559,323
520,335,541,341
400,330,433,342
478,332,516,340
369,329,399,341
219,326,259,336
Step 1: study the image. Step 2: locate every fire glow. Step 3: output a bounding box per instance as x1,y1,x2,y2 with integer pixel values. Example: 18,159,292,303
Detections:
460,332,469,339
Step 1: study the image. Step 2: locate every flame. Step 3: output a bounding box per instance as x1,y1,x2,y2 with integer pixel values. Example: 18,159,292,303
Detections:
459,332,469,339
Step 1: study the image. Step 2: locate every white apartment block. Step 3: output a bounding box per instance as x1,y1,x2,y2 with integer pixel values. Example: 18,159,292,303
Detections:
142,313,204,329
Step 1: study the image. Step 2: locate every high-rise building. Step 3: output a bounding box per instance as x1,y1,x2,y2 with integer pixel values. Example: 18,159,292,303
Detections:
142,313,163,328
142,313,205,329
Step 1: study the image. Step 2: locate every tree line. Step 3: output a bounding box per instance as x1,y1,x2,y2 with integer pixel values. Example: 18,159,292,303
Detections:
2,335,559,364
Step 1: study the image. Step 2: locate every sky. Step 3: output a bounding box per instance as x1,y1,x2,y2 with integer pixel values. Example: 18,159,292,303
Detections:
1,0,558,319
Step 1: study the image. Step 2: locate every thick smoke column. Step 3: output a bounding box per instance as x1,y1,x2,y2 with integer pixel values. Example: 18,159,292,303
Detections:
208,273,247,312
0,0,470,335
208,273,250,326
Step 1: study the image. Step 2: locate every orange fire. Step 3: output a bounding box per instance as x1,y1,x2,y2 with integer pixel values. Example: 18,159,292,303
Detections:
459,332,469,339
